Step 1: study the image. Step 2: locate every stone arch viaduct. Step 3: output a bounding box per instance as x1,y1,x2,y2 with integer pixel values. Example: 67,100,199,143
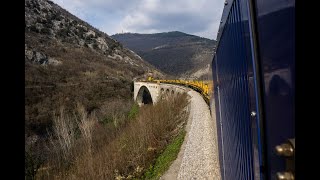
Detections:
133,81,187,106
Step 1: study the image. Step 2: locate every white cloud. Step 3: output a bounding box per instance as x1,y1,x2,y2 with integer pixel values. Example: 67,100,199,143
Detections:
51,0,224,39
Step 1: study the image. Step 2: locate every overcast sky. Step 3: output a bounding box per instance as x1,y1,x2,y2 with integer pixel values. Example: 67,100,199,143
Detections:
52,0,224,40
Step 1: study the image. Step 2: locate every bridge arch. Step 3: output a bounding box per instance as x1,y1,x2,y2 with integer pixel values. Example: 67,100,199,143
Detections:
136,86,153,105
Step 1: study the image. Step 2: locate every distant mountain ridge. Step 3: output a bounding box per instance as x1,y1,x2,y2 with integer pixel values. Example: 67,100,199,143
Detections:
112,31,216,78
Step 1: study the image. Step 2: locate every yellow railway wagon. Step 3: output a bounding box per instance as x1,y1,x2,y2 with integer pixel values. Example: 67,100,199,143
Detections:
146,77,214,104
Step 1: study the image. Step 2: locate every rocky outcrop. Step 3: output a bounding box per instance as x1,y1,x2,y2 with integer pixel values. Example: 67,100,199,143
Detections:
25,46,61,65
25,0,162,73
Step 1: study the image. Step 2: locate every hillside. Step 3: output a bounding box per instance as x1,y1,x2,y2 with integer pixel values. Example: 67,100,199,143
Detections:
25,0,163,137
111,31,216,78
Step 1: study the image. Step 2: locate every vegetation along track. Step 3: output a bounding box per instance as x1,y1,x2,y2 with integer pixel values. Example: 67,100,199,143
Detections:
160,85,221,180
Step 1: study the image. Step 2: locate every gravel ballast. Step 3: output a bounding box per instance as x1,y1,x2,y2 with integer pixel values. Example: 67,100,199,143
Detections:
161,88,221,180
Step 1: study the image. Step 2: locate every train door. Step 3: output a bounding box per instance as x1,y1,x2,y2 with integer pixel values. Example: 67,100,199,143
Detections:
253,0,295,179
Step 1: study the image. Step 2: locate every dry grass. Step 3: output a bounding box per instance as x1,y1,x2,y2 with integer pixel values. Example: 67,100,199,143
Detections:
25,32,146,137
34,93,189,179
51,107,76,161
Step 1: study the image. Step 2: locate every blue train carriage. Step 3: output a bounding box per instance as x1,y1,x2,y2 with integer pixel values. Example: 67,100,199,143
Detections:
210,0,295,179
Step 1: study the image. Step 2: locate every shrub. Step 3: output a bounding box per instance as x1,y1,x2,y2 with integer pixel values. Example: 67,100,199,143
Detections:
41,27,51,34
37,93,189,179
92,42,99,49
128,103,139,119
57,28,68,38
50,107,77,163
29,25,39,33
143,130,186,179
25,145,44,180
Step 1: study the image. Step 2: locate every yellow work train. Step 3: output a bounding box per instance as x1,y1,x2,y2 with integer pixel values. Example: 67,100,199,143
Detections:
145,76,213,104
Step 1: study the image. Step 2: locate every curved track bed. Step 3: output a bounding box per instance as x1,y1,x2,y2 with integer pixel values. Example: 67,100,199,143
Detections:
160,87,221,180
